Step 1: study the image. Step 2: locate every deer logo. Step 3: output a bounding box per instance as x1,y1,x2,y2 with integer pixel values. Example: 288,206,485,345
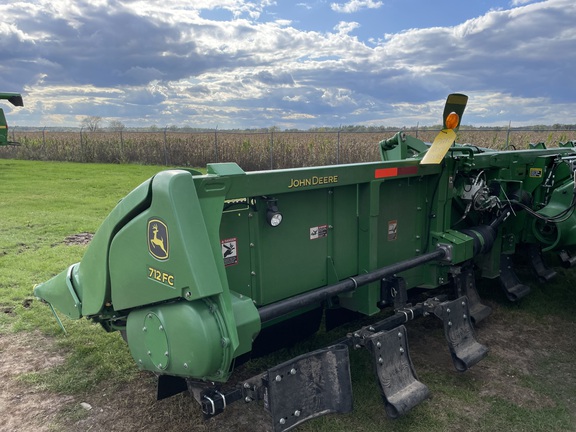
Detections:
148,218,169,260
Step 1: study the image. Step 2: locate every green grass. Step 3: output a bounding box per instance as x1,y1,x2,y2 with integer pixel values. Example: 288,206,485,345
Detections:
0,160,162,395
2,159,576,432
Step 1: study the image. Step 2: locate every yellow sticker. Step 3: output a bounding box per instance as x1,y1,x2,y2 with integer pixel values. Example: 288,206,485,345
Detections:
420,129,457,165
529,168,543,178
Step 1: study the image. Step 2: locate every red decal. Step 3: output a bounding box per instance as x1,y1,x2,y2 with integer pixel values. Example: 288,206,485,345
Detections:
375,166,418,179
375,167,398,178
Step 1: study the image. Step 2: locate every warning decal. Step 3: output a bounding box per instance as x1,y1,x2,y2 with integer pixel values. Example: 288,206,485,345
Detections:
310,225,328,240
221,238,238,267
388,220,398,241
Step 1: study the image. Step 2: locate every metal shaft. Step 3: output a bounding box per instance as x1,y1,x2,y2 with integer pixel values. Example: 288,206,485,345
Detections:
258,248,446,323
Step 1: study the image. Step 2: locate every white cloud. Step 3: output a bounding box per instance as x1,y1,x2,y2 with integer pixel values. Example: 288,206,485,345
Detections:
2,0,576,128
330,0,383,13
333,21,360,35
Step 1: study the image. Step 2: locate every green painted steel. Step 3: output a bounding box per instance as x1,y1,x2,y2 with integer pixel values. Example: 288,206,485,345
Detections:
34,94,576,393
0,92,23,145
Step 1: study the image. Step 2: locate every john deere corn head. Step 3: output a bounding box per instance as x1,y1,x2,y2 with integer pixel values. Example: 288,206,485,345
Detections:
35,94,576,430
0,92,23,145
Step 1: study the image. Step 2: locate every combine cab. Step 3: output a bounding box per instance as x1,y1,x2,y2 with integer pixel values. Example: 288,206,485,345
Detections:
0,92,23,145
35,94,576,430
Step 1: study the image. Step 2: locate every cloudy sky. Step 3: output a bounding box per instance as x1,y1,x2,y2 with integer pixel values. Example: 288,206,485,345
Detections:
1,0,575,129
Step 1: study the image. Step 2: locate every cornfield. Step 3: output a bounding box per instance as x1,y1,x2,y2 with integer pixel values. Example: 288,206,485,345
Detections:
2,128,576,170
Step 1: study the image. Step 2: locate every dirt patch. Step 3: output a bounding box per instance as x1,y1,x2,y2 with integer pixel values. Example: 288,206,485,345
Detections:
62,233,94,246
0,331,72,432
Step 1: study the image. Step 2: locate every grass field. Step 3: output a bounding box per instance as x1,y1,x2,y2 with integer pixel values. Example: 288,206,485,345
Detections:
1,159,575,432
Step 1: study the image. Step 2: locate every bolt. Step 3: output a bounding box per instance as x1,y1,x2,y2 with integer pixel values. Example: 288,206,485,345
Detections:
463,314,467,319
244,382,251,389
184,363,188,369
245,397,252,403
447,308,451,313
248,213,253,218
164,351,169,357
294,410,301,417
354,344,361,349
448,321,452,327
353,332,360,338
398,332,402,338
290,368,297,375
279,418,286,425
249,243,254,247
376,341,382,348
147,350,151,356
251,271,256,276
159,325,164,331
158,363,162,368
462,301,466,306
378,357,383,364
142,326,147,332
399,347,405,353
275,375,282,382
185,291,192,299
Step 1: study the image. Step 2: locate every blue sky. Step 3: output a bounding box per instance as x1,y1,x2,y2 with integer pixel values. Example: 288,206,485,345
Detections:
1,0,574,129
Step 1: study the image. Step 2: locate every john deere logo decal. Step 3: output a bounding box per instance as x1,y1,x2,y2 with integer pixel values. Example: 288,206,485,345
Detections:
148,218,169,260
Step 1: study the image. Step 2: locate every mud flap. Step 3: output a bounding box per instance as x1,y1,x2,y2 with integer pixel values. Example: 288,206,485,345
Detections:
450,264,492,324
499,254,530,301
434,297,488,371
366,326,430,418
265,344,353,432
527,244,557,281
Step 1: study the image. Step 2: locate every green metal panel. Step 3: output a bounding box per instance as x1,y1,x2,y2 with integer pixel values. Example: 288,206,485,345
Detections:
220,206,253,298
330,185,359,281
253,189,332,305
126,301,225,379
110,170,225,310
376,177,428,287
37,177,153,317
33,264,82,319
0,109,7,144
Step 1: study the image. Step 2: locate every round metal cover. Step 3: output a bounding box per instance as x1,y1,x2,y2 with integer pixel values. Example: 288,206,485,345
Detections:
144,313,169,370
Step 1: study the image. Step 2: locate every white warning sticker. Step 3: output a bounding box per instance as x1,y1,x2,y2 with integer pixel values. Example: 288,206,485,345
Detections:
221,238,238,266
388,220,398,241
310,225,328,240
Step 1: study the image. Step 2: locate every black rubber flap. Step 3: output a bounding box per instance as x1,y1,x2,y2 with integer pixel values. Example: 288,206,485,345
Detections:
367,325,430,418
499,254,531,301
267,344,352,432
434,296,489,371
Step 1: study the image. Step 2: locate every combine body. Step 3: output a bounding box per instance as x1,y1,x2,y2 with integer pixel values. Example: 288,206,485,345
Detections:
0,92,23,145
35,95,576,430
